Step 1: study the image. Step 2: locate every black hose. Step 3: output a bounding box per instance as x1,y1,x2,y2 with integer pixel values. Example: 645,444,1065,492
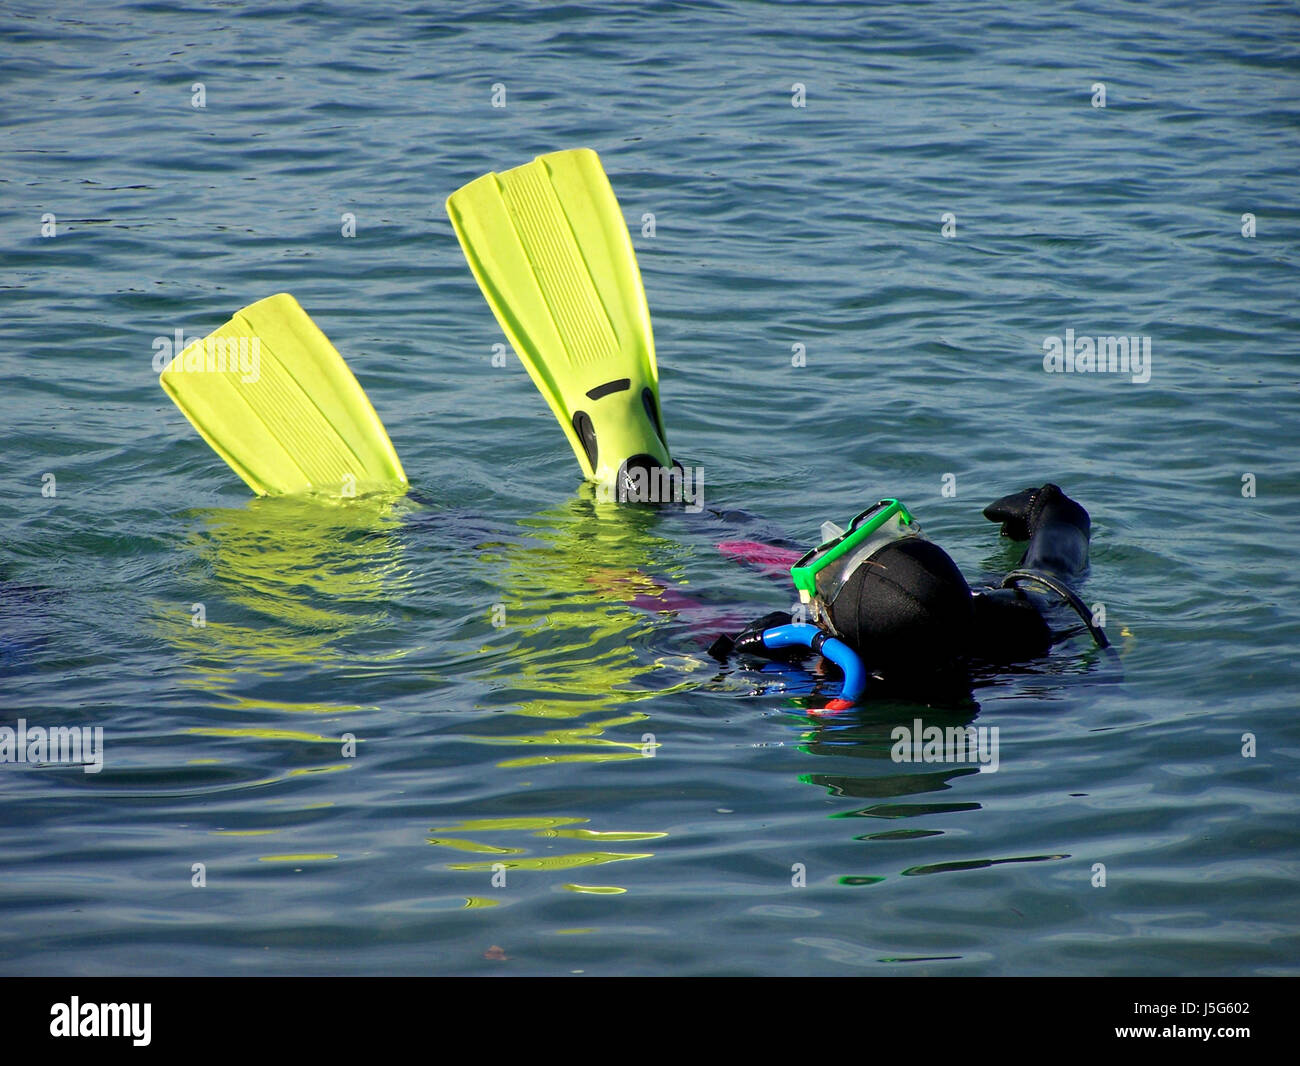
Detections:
1001,569,1110,649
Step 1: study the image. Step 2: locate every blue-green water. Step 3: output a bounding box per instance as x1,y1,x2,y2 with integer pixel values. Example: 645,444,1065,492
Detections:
2,0,1298,975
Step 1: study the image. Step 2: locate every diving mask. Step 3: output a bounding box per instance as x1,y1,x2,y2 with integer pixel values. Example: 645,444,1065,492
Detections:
790,499,921,609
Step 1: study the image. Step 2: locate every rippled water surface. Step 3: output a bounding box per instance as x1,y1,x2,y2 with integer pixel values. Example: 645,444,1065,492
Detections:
1,0,1298,975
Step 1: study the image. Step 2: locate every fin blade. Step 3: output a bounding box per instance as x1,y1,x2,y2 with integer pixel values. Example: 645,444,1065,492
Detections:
159,293,407,497
448,172,579,456
538,148,658,382
447,148,671,484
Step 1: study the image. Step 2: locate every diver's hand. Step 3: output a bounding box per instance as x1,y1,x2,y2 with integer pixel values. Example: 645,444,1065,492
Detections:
707,610,793,662
983,484,1089,542
984,484,1091,577
983,486,1040,540
732,611,796,657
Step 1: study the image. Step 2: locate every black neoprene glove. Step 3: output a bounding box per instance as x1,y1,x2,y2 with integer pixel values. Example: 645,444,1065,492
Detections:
983,483,1091,578
982,483,1086,540
708,610,796,662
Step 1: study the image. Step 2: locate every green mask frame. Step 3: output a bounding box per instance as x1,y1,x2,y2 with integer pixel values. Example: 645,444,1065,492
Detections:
790,499,919,605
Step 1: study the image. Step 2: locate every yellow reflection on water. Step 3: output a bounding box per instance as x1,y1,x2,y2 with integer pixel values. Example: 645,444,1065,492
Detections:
286,764,349,777
536,829,666,842
425,499,683,875
211,829,280,837
428,814,660,874
426,838,526,855
209,697,372,718
185,726,347,744
158,493,416,680
456,717,652,767
430,817,588,833
467,496,695,781
258,853,338,862
497,751,648,769
447,852,652,872
152,495,414,862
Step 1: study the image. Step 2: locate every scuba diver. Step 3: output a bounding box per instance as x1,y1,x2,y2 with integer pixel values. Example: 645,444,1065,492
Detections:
156,148,1108,712
706,484,1108,711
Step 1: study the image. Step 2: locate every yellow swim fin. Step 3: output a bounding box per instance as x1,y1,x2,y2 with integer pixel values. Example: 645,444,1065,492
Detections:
446,148,674,488
159,293,408,498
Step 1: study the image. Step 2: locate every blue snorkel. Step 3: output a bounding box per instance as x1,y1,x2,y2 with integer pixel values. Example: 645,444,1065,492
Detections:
759,622,867,708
